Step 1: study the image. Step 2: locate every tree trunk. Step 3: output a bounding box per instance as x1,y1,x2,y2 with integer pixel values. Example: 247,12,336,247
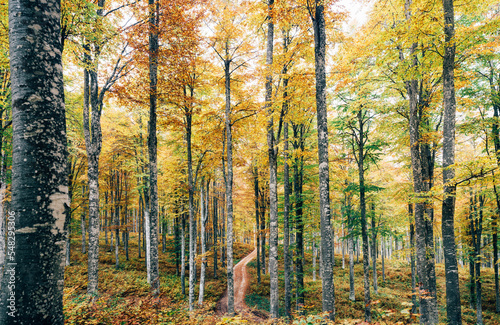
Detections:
311,1,335,319
0,0,68,320
198,181,207,306
254,168,261,284
371,205,378,294
187,98,196,311
284,121,291,318
293,124,305,312
181,214,186,296
404,0,438,322
224,57,235,315
260,188,266,274
409,204,417,314
356,110,371,322
81,190,87,254
313,234,317,281
147,0,160,296
213,183,218,278
475,194,484,324
84,0,106,296
264,0,278,317
441,0,461,320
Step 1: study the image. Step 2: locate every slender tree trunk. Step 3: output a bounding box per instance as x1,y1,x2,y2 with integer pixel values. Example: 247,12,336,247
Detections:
0,0,68,320
284,121,291,318
224,56,235,315
293,124,305,312
371,205,378,294
198,181,207,306
468,196,476,310
409,204,417,314
381,236,385,282
213,183,218,279
147,0,160,296
313,234,317,281
84,0,106,296
187,103,196,311
254,168,261,284
475,194,484,324
181,214,186,296
355,109,371,322
260,189,266,274
311,1,335,319
81,189,87,254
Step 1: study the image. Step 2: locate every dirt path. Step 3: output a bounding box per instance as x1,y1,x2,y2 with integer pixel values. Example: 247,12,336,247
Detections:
216,249,267,322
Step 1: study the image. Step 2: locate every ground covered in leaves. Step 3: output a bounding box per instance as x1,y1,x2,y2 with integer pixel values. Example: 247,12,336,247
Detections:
64,234,253,324
245,248,500,324
64,235,500,324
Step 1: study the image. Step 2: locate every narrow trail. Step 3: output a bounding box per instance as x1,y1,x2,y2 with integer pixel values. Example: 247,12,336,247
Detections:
216,249,268,322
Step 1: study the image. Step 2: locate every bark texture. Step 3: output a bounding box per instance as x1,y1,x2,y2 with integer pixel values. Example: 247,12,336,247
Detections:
441,0,461,322
147,0,160,296
311,1,335,319
224,58,235,315
0,0,68,322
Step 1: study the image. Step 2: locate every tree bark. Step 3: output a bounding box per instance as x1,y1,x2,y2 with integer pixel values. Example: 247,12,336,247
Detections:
441,0,461,321
147,0,160,296
198,180,207,306
0,0,68,321
311,1,335,319
264,0,279,317
284,121,291,318
224,56,235,315
293,123,305,312
404,0,438,322
356,109,371,322
371,206,378,294
181,214,186,296
187,97,196,311
254,168,261,284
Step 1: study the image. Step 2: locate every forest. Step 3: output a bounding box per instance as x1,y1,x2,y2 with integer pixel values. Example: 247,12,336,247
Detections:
0,0,499,324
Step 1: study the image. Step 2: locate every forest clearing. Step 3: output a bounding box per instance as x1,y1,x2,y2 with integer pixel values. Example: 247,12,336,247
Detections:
0,0,499,324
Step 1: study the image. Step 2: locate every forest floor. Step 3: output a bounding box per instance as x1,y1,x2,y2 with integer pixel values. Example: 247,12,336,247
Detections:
63,234,500,324
245,248,500,324
63,233,254,324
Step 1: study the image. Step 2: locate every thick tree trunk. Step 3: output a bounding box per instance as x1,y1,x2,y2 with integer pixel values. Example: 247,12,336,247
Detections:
404,1,438,323
148,0,160,296
0,0,68,321
311,1,335,319
264,0,279,317
441,0,461,320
